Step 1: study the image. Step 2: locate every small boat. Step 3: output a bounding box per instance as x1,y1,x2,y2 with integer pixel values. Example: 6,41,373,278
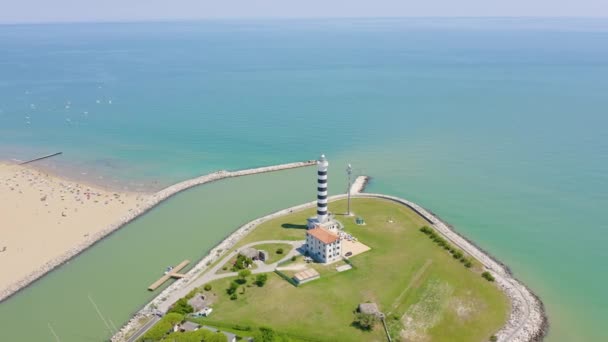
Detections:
163,266,174,275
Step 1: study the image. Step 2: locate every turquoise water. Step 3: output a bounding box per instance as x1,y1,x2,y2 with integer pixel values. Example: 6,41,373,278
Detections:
1,18,607,341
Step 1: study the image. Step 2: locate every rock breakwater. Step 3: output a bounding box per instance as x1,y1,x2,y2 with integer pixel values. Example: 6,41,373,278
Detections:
0,160,315,303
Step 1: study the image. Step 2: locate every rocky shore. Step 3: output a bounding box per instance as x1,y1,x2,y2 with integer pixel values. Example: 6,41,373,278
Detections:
0,160,315,303
356,193,548,342
114,175,546,342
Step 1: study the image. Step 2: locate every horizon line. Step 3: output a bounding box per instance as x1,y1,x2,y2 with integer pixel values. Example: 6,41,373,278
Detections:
2,15,608,26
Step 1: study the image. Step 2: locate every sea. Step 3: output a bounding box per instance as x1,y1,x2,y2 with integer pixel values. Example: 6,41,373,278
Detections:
0,18,607,341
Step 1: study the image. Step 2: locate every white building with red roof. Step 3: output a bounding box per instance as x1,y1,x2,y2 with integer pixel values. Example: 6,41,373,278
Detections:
306,226,342,264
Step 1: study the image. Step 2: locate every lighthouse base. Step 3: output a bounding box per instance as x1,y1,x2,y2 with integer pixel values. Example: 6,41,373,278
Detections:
306,216,342,232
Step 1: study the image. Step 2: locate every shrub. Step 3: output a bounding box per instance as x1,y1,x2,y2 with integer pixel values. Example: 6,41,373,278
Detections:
464,260,473,268
237,269,251,284
255,273,268,287
482,271,495,282
291,256,296,262
276,248,284,254
230,293,238,300
353,312,378,331
452,250,463,259
254,327,276,342
222,266,228,271
168,298,193,315
204,284,212,291
232,254,253,271
490,335,498,342
227,281,239,295
234,324,252,331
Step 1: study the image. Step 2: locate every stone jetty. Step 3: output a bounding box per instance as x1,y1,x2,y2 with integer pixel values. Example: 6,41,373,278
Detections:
0,160,316,303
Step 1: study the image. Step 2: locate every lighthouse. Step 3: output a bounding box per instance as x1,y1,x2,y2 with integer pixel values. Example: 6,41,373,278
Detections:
317,154,329,223
307,154,340,231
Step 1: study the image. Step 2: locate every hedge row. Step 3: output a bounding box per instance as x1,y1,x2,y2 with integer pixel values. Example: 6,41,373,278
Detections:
274,269,298,287
419,226,472,268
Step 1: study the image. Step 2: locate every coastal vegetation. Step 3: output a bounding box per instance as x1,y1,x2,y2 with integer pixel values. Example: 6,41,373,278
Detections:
419,226,475,268
482,271,496,282
168,297,194,315
187,198,509,341
141,313,184,341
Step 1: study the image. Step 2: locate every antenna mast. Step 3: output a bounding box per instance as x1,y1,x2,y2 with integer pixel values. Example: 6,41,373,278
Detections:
346,163,352,216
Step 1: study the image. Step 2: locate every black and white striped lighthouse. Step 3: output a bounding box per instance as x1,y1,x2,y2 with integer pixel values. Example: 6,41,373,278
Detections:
317,154,329,223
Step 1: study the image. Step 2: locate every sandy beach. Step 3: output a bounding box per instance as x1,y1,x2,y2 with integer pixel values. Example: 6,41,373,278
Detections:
0,162,149,293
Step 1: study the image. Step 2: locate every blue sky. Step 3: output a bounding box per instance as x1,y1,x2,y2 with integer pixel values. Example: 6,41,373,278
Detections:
1,0,607,24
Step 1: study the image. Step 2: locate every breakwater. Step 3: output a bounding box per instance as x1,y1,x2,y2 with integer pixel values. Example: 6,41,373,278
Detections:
0,160,316,303
114,176,545,342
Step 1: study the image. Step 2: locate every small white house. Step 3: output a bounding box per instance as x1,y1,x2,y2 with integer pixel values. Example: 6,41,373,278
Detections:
306,226,342,264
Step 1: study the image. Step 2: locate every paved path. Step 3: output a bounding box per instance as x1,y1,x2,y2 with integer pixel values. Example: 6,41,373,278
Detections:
157,240,304,312
126,316,160,342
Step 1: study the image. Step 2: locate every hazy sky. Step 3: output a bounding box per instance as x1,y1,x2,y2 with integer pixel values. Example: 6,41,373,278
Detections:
1,0,607,24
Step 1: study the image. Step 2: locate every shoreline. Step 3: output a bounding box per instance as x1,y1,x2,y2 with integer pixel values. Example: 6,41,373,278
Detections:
113,176,547,342
0,160,316,303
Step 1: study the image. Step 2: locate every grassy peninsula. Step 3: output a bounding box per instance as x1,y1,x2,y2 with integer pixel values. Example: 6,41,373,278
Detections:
158,198,509,341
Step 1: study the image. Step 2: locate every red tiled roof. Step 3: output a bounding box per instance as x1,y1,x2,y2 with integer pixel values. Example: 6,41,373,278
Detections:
307,226,339,244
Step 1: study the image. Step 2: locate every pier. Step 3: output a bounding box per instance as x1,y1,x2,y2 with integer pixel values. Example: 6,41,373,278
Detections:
19,152,63,165
148,260,190,291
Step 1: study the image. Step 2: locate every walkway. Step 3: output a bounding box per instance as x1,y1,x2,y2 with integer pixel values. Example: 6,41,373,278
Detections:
157,240,304,312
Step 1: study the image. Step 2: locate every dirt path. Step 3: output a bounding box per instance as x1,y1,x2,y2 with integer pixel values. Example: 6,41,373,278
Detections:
388,259,433,315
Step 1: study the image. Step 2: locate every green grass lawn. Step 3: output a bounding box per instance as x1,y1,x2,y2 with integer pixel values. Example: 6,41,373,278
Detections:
253,243,294,264
193,198,510,341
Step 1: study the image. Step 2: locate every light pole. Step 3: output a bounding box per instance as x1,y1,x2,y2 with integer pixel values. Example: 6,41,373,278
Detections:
346,163,352,216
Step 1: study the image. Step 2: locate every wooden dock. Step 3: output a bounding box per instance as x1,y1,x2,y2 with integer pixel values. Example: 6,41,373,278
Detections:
147,260,190,291
20,152,63,165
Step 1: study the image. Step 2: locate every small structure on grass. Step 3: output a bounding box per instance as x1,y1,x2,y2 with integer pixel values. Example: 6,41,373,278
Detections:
293,268,320,285
176,321,200,332
187,293,206,311
358,302,384,319
336,264,352,272
355,217,365,225
239,247,266,261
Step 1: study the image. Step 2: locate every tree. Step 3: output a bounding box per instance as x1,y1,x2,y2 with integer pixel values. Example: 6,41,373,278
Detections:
204,284,212,291
254,327,276,342
239,269,251,279
168,298,193,315
237,269,251,284
353,312,378,331
255,273,268,287
276,248,284,254
227,281,239,295
232,254,253,271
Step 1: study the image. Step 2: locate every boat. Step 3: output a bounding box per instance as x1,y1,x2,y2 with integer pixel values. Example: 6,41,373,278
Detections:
163,266,174,275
